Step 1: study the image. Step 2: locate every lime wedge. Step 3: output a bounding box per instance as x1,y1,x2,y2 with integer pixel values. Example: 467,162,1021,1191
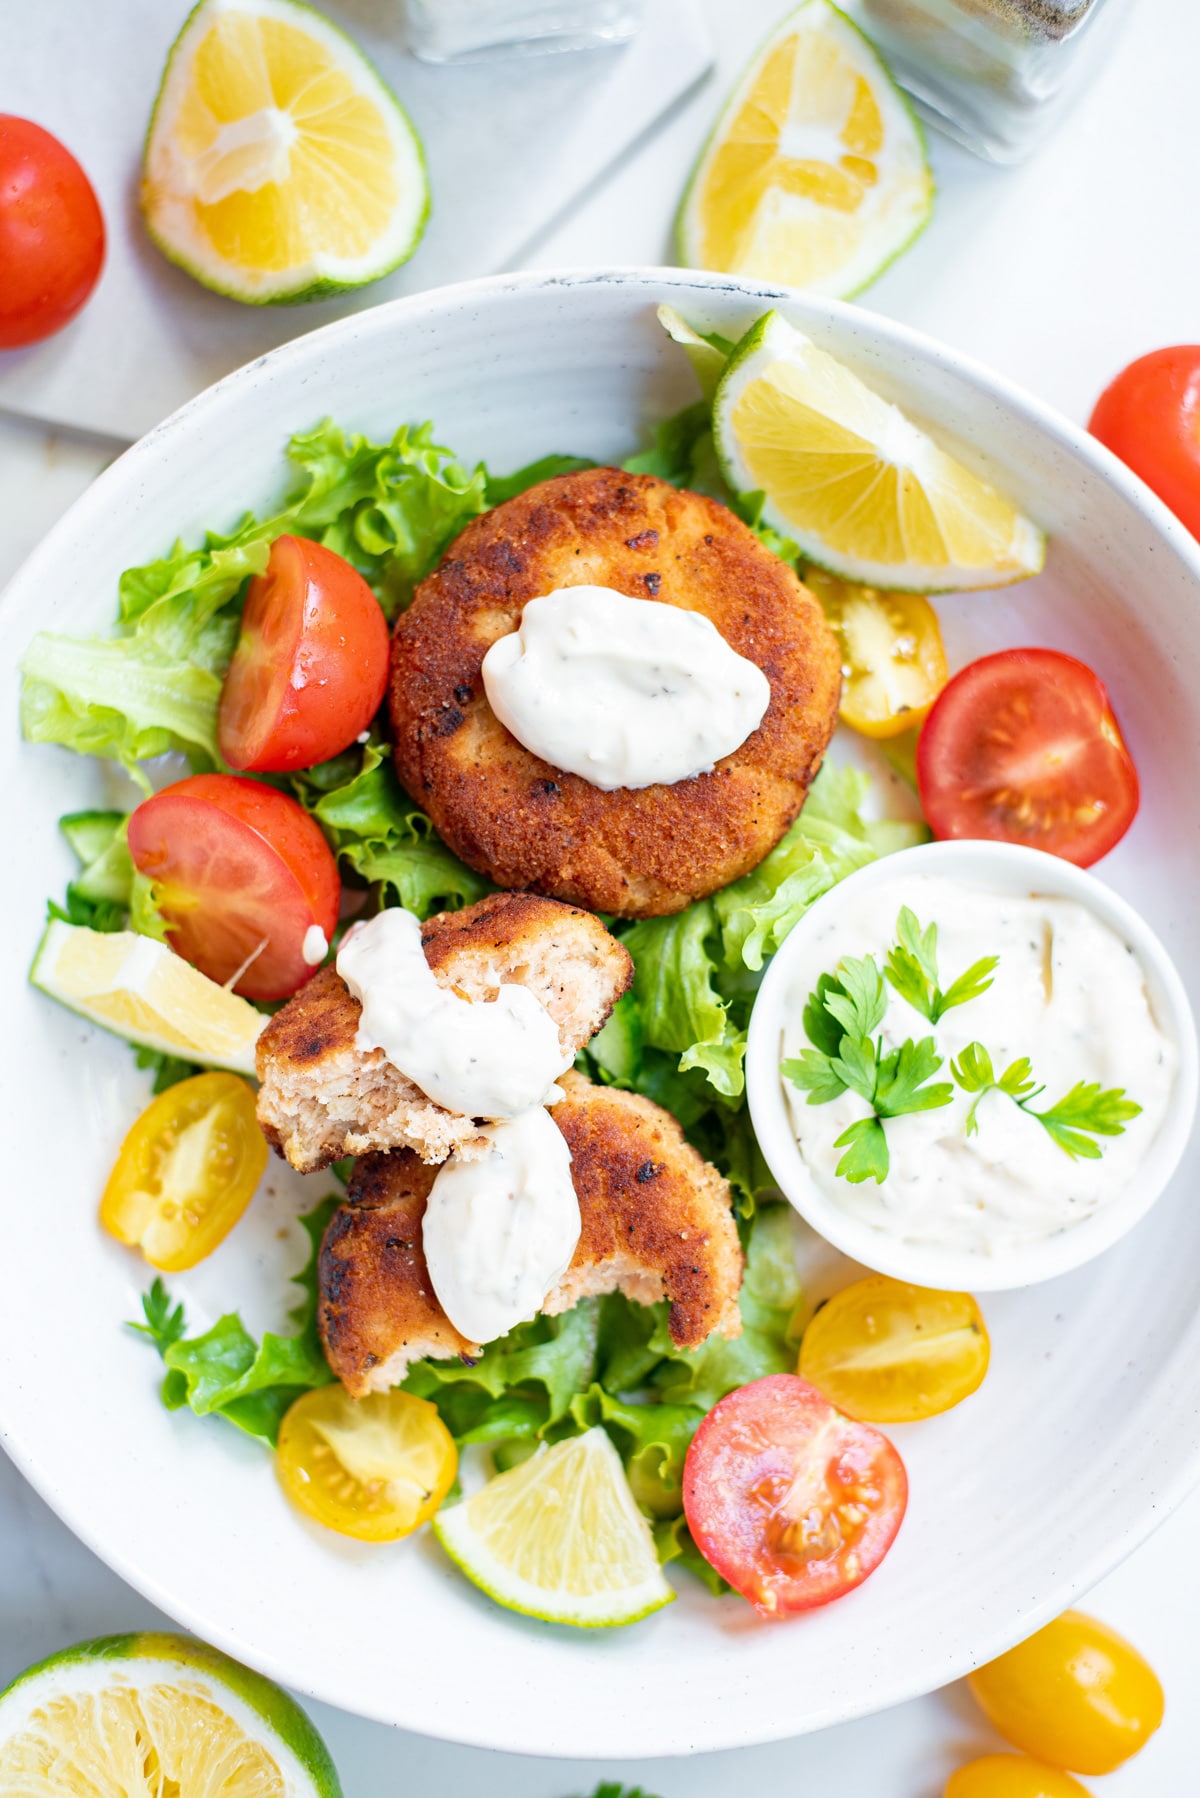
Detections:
141,0,428,304
0,1631,341,1796
31,920,265,1074
714,310,1046,591
678,0,933,299
434,1428,674,1628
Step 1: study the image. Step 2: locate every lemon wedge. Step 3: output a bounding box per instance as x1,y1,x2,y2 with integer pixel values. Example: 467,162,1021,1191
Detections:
714,310,1046,591
434,1428,674,1628
142,0,428,303
31,921,265,1075
0,1632,342,1797
679,0,933,298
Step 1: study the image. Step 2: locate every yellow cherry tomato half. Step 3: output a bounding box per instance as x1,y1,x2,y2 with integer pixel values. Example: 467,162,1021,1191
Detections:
277,1386,457,1544
806,567,948,738
945,1755,1091,1798
100,1071,267,1272
799,1276,990,1423
968,1609,1164,1774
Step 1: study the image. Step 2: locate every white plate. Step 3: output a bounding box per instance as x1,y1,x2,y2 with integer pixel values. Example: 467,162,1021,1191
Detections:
2,269,1200,1759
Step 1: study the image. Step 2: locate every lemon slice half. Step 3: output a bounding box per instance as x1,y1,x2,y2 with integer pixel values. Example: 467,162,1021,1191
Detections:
679,0,933,298
0,1632,341,1797
142,0,428,303
714,310,1046,591
31,921,265,1075
434,1428,674,1628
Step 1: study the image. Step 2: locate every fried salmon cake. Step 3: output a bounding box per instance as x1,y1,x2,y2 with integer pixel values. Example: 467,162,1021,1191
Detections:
319,1070,744,1396
256,892,632,1173
389,467,841,918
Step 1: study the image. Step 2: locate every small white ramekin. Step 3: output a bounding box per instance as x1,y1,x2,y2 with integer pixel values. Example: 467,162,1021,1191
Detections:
745,839,1199,1291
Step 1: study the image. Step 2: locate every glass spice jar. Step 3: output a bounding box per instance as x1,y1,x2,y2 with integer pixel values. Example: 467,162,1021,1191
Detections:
856,0,1127,161
402,0,644,63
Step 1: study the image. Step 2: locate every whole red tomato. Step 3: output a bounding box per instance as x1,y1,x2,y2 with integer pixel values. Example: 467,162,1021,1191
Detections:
1089,346,1200,539
0,116,105,349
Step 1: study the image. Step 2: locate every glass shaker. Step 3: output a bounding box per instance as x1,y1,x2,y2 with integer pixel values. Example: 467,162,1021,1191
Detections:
403,0,644,63
856,0,1127,161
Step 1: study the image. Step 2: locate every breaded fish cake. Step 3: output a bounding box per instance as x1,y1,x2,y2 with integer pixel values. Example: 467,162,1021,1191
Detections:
319,1070,744,1396
256,893,632,1173
389,467,841,918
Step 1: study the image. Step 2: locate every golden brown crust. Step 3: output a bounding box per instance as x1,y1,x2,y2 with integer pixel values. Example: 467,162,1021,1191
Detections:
254,891,633,1173
319,1071,745,1396
319,1153,477,1386
388,467,841,918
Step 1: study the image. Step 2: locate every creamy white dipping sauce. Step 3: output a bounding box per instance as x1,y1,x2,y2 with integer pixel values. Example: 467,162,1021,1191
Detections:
423,1108,580,1342
336,907,569,1120
480,585,771,790
780,873,1176,1256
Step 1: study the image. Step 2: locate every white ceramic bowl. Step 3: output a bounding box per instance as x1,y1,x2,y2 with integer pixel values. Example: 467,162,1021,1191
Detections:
747,839,1199,1290
4,269,1200,1759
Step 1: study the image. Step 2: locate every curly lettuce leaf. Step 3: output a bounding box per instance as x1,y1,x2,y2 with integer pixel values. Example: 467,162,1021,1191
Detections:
21,418,488,781
591,766,925,1111
714,763,917,973
403,1302,600,1442
294,739,489,918
131,1198,337,1446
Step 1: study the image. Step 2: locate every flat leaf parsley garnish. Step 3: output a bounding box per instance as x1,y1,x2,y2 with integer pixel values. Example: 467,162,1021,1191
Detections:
884,904,998,1022
951,1042,1142,1159
782,949,953,1185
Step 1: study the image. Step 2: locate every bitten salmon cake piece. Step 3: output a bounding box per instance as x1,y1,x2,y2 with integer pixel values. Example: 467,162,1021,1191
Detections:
319,1070,745,1396
389,465,842,918
256,893,632,1174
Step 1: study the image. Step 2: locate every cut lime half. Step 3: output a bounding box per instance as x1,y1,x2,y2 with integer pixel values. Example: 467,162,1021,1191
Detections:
0,1632,342,1797
434,1428,674,1628
142,0,429,304
679,0,933,299
714,310,1046,591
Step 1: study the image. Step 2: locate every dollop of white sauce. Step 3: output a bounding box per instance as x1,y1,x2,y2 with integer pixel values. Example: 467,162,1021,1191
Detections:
301,924,329,966
336,908,569,1120
780,873,1176,1256
480,585,771,790
423,1108,581,1342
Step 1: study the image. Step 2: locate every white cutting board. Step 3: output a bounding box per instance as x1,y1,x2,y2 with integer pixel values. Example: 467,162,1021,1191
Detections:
0,0,711,440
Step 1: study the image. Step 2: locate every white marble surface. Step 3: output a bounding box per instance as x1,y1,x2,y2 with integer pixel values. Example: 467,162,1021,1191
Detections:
3,0,1199,1787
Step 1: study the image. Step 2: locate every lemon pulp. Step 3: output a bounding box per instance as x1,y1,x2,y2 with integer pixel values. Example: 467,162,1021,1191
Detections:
142,0,428,301
680,0,933,298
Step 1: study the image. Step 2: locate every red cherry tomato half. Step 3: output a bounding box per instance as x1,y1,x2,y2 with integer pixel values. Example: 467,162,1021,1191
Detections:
127,773,340,1001
0,116,105,349
916,648,1139,868
1090,346,1200,539
682,1373,907,1617
218,535,391,773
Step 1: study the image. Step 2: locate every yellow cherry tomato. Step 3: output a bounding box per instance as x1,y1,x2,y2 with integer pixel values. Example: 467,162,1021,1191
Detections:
945,1755,1091,1798
806,566,948,738
277,1386,457,1543
968,1610,1164,1774
100,1071,266,1272
799,1275,990,1423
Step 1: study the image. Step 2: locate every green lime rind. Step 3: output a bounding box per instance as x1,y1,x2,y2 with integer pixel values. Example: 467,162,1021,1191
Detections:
713,309,1047,593
141,0,430,306
433,1508,675,1630
0,1632,343,1796
675,0,934,302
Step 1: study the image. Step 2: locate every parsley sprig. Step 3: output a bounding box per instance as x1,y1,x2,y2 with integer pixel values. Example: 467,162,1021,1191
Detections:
782,952,953,1184
951,1041,1142,1159
884,905,998,1022
129,1277,186,1356
781,907,1142,1185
